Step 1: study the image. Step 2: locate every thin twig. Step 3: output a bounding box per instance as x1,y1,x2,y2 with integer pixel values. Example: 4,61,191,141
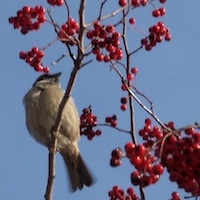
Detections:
52,53,68,66
86,4,131,28
114,7,130,27
98,0,109,20
121,9,137,145
139,186,145,200
45,118,63,200
63,0,70,20
44,145,56,200
129,46,143,56
178,123,200,132
110,61,169,130
120,15,148,196
98,123,130,134
81,59,93,68
132,85,154,113
47,9,78,60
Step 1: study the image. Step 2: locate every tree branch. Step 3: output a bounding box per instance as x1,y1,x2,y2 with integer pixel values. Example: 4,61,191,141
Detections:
44,0,87,199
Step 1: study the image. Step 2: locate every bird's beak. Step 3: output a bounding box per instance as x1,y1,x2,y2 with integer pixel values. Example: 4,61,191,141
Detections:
51,72,62,78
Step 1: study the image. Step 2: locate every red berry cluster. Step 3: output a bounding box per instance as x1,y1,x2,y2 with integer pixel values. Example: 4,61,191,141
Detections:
163,129,200,196
105,115,118,127
141,21,171,51
19,47,49,73
170,192,181,200
124,143,164,187
152,8,166,17
139,118,165,141
8,6,46,35
108,186,139,200
80,106,101,140
110,147,124,167
87,22,123,62
47,0,64,6
118,0,148,7
58,18,79,45
120,67,138,111
139,119,200,196
120,97,128,111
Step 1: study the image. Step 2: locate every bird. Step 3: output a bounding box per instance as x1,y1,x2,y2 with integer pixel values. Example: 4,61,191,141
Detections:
23,72,93,191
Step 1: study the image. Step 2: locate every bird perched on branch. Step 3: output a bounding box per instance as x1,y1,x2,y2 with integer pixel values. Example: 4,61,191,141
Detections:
23,72,93,191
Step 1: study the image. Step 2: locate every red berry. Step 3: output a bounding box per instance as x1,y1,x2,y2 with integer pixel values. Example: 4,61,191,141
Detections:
96,53,104,61
127,73,134,80
145,44,152,51
105,116,111,123
31,47,39,53
141,38,148,46
37,50,44,58
103,55,110,62
132,0,140,7
111,120,117,127
125,142,135,155
112,32,121,39
94,21,101,29
56,0,64,6
43,67,50,73
152,9,160,17
33,22,41,30
38,15,46,23
106,25,115,33
111,148,123,159
21,26,29,34
152,164,164,175
86,30,94,39
19,51,27,59
140,0,147,6
185,127,195,135
159,8,166,16
171,192,180,200
110,158,122,167
34,64,44,72
8,17,15,24
145,118,152,125
121,97,128,104
131,171,141,185
121,83,127,91
119,0,127,7
165,33,171,41
129,18,136,25
120,104,127,111
131,156,142,166
131,67,138,74
95,129,102,136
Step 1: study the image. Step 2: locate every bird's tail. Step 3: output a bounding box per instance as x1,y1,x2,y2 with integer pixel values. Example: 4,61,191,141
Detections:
63,153,93,191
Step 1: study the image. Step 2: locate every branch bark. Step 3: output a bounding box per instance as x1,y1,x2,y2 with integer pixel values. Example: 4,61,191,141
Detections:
44,0,87,199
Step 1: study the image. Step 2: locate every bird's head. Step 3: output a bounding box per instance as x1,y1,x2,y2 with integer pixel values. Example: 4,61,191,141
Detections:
33,72,62,89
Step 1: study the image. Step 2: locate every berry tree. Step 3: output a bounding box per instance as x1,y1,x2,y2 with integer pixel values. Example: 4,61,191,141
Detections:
8,1,200,200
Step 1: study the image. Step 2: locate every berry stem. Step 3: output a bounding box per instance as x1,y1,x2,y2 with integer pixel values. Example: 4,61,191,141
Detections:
98,123,130,134
121,9,137,144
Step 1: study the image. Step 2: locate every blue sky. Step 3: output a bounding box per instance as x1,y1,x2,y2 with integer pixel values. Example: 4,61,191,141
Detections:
1,1,200,200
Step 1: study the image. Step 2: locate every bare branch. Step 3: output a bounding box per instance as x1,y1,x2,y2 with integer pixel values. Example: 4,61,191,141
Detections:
110,61,169,130
86,4,131,28
98,0,109,20
121,14,137,144
63,0,70,20
44,1,87,198
98,123,130,134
